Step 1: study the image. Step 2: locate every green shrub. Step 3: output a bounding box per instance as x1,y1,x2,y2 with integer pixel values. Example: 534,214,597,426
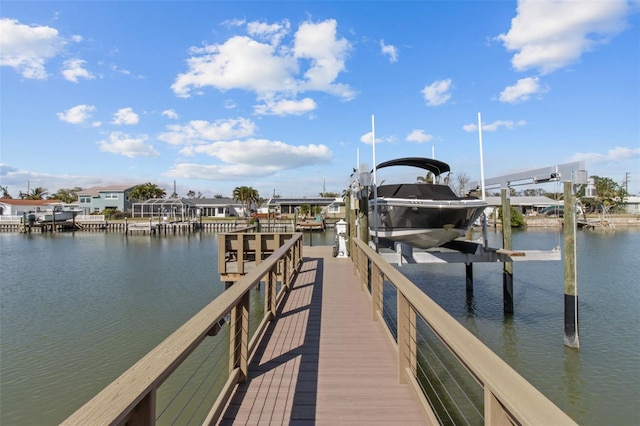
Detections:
498,206,526,228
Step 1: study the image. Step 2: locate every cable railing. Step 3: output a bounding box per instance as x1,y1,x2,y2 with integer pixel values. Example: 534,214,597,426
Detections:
62,232,302,426
351,237,577,425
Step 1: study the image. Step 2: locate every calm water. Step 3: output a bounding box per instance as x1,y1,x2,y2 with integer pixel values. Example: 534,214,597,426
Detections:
1,228,638,425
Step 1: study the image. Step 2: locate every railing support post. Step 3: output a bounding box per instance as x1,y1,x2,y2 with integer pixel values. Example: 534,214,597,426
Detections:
371,263,383,321
484,388,512,426
281,256,289,290
266,267,277,320
397,292,416,384
126,389,156,425
229,292,250,382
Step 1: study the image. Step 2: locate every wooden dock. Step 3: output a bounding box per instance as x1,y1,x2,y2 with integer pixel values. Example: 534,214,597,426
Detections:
296,220,326,231
218,246,425,425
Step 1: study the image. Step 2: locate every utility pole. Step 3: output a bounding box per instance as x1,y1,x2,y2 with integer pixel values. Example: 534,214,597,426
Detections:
623,172,630,193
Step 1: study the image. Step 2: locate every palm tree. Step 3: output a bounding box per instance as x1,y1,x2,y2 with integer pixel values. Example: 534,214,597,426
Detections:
0,186,12,199
130,182,166,201
232,186,259,217
23,187,48,200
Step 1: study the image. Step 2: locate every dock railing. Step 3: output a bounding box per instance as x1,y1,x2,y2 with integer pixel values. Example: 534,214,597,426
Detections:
351,238,576,425
62,232,303,426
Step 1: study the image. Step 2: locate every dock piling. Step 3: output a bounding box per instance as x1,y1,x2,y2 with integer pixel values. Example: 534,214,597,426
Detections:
501,189,514,314
563,181,580,349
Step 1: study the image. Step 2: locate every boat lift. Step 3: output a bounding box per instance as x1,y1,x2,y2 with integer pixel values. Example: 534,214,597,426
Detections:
377,239,561,266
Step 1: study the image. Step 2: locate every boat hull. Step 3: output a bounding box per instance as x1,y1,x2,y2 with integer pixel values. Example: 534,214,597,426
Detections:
37,211,78,223
368,198,486,249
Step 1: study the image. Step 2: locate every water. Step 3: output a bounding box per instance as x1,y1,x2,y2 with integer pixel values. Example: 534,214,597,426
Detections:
1,229,638,424
399,228,640,425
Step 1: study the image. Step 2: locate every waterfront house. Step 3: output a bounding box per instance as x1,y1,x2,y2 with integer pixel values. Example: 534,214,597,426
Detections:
484,196,562,216
131,198,195,220
77,185,138,215
131,197,245,219
265,197,345,219
188,197,244,218
0,199,63,217
622,196,640,214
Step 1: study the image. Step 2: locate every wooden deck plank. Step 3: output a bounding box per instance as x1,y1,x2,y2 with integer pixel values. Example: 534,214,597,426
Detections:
218,246,425,425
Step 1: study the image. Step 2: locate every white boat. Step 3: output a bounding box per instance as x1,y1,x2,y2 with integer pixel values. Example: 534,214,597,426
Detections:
368,157,487,250
37,207,82,223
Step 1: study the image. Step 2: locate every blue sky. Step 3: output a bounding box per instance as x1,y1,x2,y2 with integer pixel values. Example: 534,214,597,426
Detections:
1,0,639,199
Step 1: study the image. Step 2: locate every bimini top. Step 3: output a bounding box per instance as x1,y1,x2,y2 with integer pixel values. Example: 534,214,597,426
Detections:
375,157,451,176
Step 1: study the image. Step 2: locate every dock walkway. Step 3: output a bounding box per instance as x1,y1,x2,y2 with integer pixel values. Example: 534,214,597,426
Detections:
219,245,425,425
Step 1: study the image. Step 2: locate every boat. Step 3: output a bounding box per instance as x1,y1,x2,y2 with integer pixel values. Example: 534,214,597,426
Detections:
368,157,487,250
36,206,82,223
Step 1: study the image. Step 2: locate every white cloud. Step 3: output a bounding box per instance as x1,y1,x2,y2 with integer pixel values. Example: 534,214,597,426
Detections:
360,131,395,145
496,0,630,74
158,117,256,146
463,120,527,132
165,163,274,180
167,137,333,181
499,77,547,103
172,19,354,105
294,19,353,98
380,39,398,63
111,107,139,125
246,20,290,46
98,132,159,158
0,163,19,177
254,97,317,116
180,138,332,168
61,58,94,82
570,146,640,164
57,104,96,124
172,35,297,97
406,129,434,143
0,18,68,79
421,79,452,106
162,109,179,119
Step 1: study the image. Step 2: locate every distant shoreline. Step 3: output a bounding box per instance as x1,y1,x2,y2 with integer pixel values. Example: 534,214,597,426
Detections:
514,215,640,228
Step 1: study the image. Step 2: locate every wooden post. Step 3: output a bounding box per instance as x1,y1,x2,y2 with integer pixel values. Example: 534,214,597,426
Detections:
371,263,383,321
465,262,473,293
501,189,514,314
563,181,579,348
265,267,277,320
347,192,355,256
126,389,156,425
360,192,369,243
229,292,250,382
397,292,416,384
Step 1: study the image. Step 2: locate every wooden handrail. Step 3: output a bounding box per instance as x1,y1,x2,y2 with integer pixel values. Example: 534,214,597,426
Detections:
62,233,303,426
352,238,577,425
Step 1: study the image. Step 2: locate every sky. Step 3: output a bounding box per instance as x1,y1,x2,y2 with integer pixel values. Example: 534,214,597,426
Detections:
1,0,639,200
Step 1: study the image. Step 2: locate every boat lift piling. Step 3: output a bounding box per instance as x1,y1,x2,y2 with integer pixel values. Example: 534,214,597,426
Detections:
502,189,514,314
563,181,579,349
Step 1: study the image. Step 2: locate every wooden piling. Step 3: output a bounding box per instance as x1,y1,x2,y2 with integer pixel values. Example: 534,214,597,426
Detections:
501,189,514,314
465,262,473,293
563,181,579,348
